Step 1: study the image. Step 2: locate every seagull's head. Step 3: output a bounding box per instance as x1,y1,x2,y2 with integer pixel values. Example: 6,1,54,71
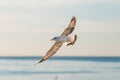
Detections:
51,37,59,41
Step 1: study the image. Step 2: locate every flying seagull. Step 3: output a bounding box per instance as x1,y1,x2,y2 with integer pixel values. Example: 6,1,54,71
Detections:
38,16,77,63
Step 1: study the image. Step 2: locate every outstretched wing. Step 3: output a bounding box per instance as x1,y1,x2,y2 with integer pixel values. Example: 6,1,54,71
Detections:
38,42,63,63
61,16,76,36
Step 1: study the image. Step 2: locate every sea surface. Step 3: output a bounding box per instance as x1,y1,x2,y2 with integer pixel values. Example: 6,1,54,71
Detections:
0,56,120,80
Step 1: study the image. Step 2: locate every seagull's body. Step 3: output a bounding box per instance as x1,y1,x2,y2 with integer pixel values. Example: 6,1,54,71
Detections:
52,35,77,45
38,16,77,63
52,35,69,43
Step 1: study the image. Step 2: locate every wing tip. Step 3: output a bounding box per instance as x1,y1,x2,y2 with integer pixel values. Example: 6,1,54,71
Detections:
39,59,45,63
70,16,76,26
35,59,45,64
71,16,76,21
72,16,76,19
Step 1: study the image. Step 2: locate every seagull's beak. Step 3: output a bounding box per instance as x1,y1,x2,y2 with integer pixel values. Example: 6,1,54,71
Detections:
51,38,54,41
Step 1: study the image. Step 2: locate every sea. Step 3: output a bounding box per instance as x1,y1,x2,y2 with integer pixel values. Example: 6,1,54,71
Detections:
0,56,120,80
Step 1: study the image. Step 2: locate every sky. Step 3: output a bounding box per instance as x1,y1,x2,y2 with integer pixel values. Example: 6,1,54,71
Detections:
0,0,120,56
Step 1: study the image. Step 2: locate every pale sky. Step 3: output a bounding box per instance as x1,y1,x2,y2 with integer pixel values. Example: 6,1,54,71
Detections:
0,0,120,56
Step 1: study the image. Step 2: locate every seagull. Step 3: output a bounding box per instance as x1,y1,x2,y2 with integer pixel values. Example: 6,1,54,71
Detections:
38,16,77,63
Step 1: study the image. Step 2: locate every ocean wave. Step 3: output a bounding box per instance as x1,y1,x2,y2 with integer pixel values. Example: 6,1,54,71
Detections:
0,70,96,75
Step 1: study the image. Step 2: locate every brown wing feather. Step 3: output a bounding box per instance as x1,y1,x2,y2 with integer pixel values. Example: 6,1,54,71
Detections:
61,16,76,36
38,42,62,63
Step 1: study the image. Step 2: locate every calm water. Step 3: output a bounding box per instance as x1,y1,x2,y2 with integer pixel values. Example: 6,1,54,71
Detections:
0,56,120,80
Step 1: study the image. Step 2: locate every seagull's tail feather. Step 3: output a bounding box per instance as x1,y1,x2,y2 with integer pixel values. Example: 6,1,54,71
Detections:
67,35,77,46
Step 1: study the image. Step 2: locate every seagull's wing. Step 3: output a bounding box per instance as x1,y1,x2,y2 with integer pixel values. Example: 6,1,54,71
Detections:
38,42,62,63
61,16,76,36
67,35,77,46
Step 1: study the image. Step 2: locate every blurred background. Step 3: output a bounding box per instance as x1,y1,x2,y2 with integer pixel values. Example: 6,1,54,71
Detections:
0,0,120,56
